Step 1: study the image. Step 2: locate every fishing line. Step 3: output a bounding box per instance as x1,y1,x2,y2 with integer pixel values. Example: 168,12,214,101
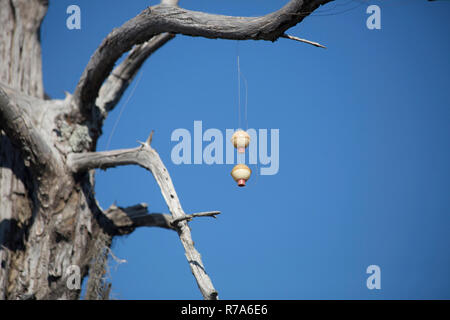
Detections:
105,70,144,151
237,41,241,129
241,71,249,131
236,41,249,131
282,0,369,17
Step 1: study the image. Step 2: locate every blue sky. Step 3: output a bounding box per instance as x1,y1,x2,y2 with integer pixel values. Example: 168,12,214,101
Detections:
40,0,450,299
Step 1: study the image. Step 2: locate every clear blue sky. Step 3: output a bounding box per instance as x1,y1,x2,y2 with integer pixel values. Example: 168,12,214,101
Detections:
41,0,450,299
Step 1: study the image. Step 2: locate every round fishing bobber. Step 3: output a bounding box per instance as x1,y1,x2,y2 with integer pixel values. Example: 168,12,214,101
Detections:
231,164,252,187
231,129,250,153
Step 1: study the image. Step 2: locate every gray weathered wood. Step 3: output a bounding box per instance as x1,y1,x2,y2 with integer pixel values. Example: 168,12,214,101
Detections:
105,203,220,234
106,203,176,233
68,136,221,299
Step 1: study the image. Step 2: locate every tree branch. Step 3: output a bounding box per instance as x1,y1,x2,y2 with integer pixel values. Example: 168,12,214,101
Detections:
172,211,221,225
0,85,61,177
73,0,332,118
67,146,148,172
105,203,175,234
68,134,220,299
106,203,221,235
281,33,326,48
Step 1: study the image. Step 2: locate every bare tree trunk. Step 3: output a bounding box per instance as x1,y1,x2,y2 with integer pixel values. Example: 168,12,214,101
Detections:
0,0,47,299
0,0,109,300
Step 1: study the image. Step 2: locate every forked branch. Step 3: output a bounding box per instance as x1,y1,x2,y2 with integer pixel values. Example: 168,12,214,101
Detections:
68,133,220,299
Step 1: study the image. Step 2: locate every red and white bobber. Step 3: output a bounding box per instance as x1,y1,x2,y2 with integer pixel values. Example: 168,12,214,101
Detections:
231,129,250,153
231,164,252,187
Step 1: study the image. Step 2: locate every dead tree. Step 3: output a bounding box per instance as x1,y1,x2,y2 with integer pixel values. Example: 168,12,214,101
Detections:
0,0,331,300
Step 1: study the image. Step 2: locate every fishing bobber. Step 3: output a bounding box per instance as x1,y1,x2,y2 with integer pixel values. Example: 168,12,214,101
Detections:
231,164,252,187
231,129,250,153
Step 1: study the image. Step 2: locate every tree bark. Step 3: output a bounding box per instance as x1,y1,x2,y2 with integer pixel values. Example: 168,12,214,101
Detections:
0,0,111,300
0,0,46,299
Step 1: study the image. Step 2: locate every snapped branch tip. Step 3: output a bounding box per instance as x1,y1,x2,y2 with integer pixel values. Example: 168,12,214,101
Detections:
281,33,326,49
146,130,154,145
